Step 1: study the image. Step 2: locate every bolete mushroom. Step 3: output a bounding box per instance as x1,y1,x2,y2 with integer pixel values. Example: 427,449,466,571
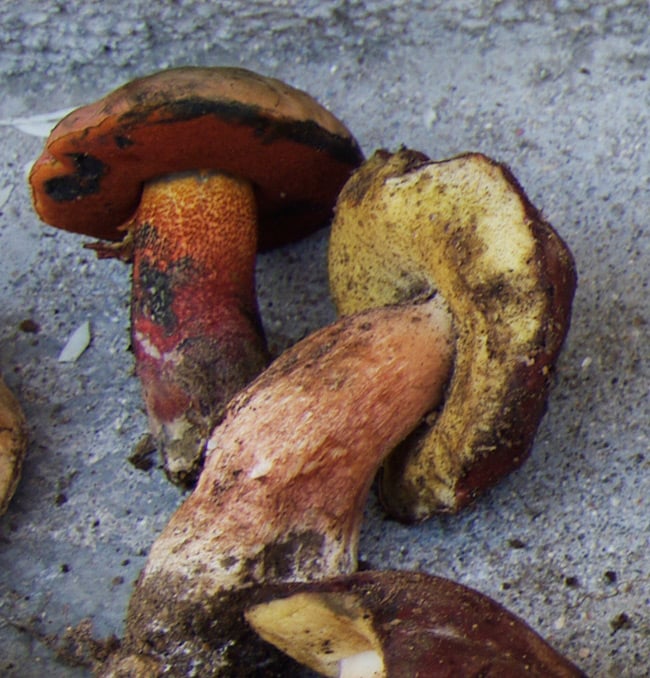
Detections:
329,149,577,521
0,374,27,516
100,150,577,675
29,66,363,486
101,296,455,675
246,570,586,677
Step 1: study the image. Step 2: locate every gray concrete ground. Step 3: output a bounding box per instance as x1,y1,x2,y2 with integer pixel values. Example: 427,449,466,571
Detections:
0,1,648,676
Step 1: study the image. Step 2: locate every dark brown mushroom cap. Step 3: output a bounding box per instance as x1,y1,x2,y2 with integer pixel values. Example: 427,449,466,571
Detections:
246,570,587,677
29,67,364,248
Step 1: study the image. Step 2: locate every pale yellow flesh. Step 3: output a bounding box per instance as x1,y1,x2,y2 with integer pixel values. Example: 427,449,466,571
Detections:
339,651,384,678
329,150,569,517
246,592,386,678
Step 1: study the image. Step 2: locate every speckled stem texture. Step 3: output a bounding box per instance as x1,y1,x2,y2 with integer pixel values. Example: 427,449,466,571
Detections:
102,297,453,676
130,172,269,487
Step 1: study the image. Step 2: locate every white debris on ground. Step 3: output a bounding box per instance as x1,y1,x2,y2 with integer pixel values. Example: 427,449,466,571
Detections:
57,321,91,363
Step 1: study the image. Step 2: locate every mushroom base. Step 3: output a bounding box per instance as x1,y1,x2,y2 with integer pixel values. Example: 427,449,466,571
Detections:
100,574,300,677
133,305,269,487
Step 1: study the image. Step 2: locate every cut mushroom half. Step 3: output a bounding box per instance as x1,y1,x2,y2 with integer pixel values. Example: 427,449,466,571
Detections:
246,570,587,677
100,297,455,676
29,66,363,487
329,149,577,521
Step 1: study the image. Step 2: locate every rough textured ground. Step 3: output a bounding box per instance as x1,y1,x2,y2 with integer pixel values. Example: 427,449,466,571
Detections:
0,2,648,676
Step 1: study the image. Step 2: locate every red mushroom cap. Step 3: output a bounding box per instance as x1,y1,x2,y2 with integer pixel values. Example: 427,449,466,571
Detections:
29,67,364,248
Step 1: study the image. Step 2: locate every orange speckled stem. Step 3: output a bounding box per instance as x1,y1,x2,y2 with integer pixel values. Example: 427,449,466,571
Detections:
130,170,269,486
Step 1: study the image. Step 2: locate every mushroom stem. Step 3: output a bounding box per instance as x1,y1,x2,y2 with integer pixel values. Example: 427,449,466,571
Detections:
102,295,454,676
130,170,269,486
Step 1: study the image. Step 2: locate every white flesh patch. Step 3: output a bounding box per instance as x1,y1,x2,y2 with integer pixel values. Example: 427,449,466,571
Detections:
339,650,384,678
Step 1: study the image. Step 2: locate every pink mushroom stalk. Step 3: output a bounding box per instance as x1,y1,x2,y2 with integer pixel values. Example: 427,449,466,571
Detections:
101,297,455,675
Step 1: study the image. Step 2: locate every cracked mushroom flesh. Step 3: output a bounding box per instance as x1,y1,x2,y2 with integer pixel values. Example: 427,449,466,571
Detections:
29,66,363,486
100,297,455,676
329,149,577,521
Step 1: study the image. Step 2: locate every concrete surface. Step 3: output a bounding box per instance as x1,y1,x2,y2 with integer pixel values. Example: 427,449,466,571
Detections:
0,1,648,676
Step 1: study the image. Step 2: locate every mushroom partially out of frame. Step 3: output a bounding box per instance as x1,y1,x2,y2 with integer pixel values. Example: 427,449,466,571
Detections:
101,150,577,675
246,570,586,677
29,66,363,486
329,149,577,521
101,297,455,675
0,374,27,516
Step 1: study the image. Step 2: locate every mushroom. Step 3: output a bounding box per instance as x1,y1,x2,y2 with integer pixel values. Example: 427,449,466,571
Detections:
0,374,27,516
99,150,576,675
246,570,586,677
101,296,455,675
328,149,577,521
29,66,363,486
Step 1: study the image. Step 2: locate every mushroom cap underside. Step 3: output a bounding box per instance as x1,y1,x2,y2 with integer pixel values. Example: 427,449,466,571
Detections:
30,66,363,247
329,149,577,520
